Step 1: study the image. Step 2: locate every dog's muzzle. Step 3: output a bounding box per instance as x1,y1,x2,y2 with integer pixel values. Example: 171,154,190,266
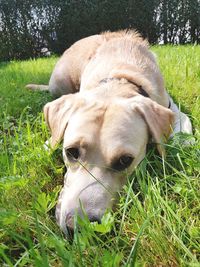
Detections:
55,168,117,234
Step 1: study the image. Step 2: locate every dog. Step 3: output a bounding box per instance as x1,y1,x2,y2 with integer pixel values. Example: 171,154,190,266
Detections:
26,30,192,234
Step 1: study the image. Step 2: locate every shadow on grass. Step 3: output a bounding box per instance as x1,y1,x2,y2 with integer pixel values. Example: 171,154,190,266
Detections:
0,61,12,69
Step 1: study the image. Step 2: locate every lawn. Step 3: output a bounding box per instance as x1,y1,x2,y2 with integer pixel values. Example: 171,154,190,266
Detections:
0,46,199,266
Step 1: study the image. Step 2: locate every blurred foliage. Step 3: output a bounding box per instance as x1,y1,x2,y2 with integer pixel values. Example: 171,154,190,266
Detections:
0,0,199,61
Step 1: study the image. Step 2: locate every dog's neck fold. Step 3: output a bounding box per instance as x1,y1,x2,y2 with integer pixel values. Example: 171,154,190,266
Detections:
99,77,150,99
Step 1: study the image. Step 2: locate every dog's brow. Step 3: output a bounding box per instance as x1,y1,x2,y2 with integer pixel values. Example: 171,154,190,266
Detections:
65,137,90,149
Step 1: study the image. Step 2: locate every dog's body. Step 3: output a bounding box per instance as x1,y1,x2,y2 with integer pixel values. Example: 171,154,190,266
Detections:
27,31,169,106
27,30,192,234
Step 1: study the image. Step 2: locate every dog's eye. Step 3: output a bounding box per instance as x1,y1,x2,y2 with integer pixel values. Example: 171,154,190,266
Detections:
112,155,133,171
65,147,80,161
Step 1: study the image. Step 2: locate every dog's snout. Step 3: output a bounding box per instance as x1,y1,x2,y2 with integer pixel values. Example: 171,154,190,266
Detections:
56,169,116,234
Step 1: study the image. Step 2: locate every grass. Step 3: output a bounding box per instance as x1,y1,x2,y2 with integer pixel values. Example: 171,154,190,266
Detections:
0,46,200,266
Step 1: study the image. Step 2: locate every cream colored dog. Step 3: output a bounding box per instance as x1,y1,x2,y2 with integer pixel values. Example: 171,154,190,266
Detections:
27,30,192,234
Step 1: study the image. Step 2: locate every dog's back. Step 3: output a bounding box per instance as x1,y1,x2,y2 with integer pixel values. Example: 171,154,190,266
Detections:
51,30,148,94
26,30,168,107
27,30,150,96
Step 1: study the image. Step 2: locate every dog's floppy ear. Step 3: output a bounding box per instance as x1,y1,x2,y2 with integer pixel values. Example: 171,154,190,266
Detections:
132,96,174,156
43,94,75,147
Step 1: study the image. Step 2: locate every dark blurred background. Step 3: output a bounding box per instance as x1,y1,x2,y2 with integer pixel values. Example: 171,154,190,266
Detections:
0,0,199,61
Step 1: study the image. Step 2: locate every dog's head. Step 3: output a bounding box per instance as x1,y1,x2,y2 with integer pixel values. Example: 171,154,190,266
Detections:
44,84,174,234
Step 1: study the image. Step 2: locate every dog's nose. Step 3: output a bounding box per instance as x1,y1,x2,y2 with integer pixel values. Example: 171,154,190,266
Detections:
65,211,101,231
89,215,101,224
65,211,74,229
